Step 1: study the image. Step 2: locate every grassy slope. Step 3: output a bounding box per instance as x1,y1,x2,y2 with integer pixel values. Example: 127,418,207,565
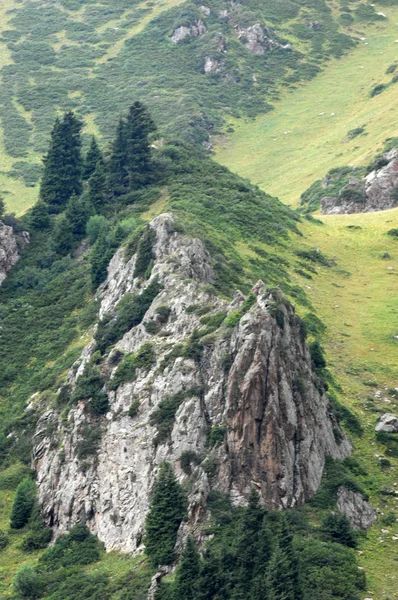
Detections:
215,7,398,600
216,6,398,206
291,212,398,599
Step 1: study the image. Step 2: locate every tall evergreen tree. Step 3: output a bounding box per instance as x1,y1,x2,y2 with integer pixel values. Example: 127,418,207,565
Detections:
88,161,107,210
29,201,50,230
145,462,186,567
109,117,129,195
52,216,74,256
83,136,103,180
125,101,156,188
266,516,303,600
40,111,83,211
172,537,201,600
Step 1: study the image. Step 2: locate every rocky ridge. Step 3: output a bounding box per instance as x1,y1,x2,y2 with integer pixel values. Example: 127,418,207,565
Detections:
321,149,398,214
33,214,350,553
0,220,28,286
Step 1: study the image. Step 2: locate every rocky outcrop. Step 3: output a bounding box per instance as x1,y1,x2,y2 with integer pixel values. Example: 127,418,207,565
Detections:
375,413,398,433
234,23,275,55
171,20,207,44
33,214,350,553
337,487,377,530
321,149,398,214
0,220,28,286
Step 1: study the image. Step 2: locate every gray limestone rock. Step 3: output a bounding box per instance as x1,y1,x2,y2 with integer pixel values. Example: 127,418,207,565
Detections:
337,486,377,530
0,221,29,286
375,413,398,433
33,213,351,553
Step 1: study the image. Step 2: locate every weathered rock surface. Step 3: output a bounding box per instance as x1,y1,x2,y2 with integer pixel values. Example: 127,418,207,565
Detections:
337,486,377,530
33,214,350,553
322,149,398,214
375,413,398,433
234,23,275,55
171,20,207,43
0,220,28,286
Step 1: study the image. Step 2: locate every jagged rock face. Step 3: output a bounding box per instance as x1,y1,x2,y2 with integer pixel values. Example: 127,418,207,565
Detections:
375,413,398,433
234,23,275,55
337,487,377,530
0,221,28,286
33,214,350,553
322,150,398,214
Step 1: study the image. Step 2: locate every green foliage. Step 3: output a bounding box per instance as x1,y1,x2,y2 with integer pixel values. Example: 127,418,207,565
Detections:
83,136,103,181
72,362,109,415
180,451,200,476
387,228,398,238
0,529,9,551
40,523,102,570
133,226,156,279
13,565,43,600
150,387,203,446
95,278,162,353
320,512,357,548
40,112,83,211
128,398,141,418
110,342,156,390
310,457,366,509
10,477,36,529
29,201,50,230
300,166,365,212
88,161,108,210
206,425,226,448
309,340,327,371
86,214,108,245
0,463,34,490
145,462,186,567
172,536,201,600
65,193,93,237
328,392,363,436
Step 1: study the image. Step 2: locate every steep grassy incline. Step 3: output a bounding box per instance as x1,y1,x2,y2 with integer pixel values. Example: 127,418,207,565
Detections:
216,6,398,206
289,210,398,599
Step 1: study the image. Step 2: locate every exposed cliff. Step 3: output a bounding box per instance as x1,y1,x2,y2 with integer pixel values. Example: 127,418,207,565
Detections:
321,149,398,214
0,220,28,286
33,214,350,553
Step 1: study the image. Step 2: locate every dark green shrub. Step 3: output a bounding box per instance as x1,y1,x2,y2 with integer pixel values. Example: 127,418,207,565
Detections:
21,526,52,553
95,278,162,353
76,425,102,461
128,399,140,418
0,463,34,490
387,228,398,238
339,187,367,203
309,341,327,371
320,512,357,548
370,83,387,97
110,342,155,390
40,523,102,570
150,388,202,445
207,425,226,448
180,451,200,475
0,529,9,551
133,226,156,279
10,477,36,529
13,565,43,599
72,363,109,415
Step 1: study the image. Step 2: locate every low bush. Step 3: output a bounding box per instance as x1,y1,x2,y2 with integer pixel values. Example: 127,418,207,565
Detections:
110,342,155,390
40,523,102,570
150,387,203,445
10,477,36,529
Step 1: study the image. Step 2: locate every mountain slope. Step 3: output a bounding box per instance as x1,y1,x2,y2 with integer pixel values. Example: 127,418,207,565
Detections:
216,5,398,205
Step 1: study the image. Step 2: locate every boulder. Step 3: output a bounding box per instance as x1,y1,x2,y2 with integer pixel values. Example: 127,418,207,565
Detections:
375,413,398,433
337,487,377,530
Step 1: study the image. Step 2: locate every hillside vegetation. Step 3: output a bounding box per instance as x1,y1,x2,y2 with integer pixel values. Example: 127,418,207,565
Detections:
0,0,372,213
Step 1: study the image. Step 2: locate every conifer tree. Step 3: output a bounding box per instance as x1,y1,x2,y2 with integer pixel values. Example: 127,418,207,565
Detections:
52,216,74,256
40,112,83,211
65,193,93,237
29,201,50,230
145,462,186,567
88,161,107,210
125,101,156,188
10,478,36,529
172,537,201,600
83,136,103,181
109,117,129,195
90,229,111,289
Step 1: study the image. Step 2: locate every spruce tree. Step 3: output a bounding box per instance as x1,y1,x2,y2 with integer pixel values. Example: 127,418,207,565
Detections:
83,136,103,180
90,230,112,289
88,161,107,210
52,216,74,256
10,478,36,529
125,101,156,188
145,462,186,567
40,112,83,211
29,201,50,230
172,537,201,600
109,117,129,195
65,193,92,237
